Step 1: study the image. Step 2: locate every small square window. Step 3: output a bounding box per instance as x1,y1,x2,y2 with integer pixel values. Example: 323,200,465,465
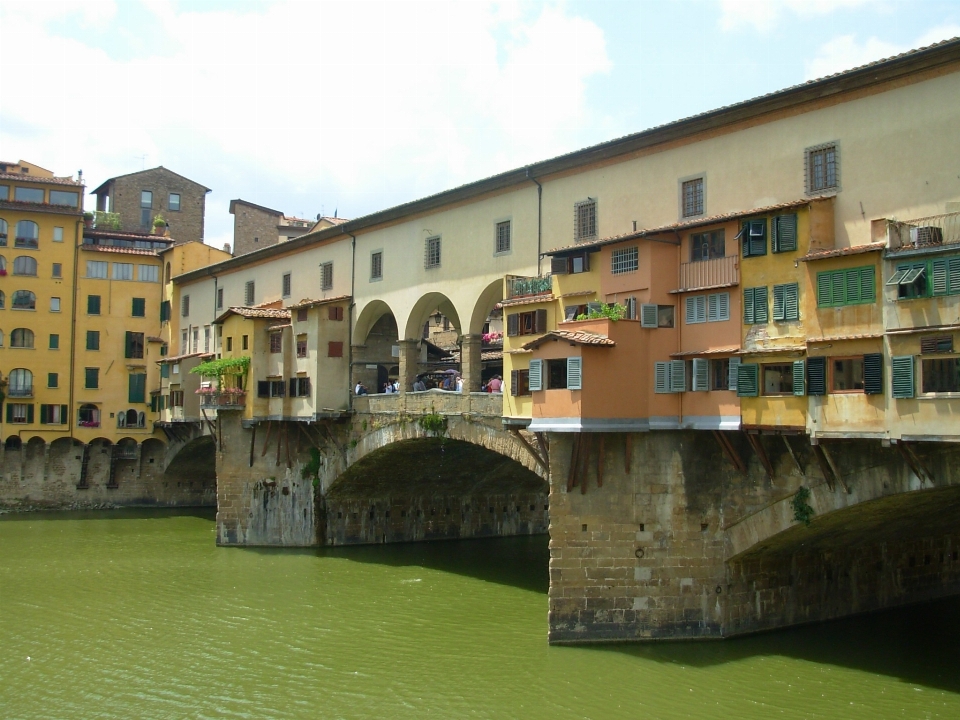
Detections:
425,237,441,269
611,246,638,275
681,177,704,218
53,227,64,242
85,367,99,389
762,364,794,396
546,359,568,390
49,334,59,350
50,297,61,312
831,358,864,393
321,262,333,291
86,330,100,350
711,359,730,391
87,295,101,315
297,335,308,358
244,281,255,305
270,333,282,353
242,334,249,350
226,336,233,351
182,295,190,317
495,221,511,254
371,250,383,281
216,288,223,310
132,297,146,317
168,193,181,211
328,341,343,357
48,372,58,388
282,272,291,298
52,262,62,278
575,200,597,242
297,308,308,322
806,142,839,194
141,191,153,208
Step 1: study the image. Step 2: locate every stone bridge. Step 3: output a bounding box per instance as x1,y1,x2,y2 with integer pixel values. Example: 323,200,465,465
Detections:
213,400,960,643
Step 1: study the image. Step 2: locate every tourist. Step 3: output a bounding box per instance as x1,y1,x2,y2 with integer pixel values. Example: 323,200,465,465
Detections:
355,382,368,396
487,375,502,393
456,376,464,392
413,377,427,392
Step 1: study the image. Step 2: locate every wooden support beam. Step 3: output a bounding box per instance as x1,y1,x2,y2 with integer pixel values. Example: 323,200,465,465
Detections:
567,433,581,492
580,434,591,495
810,443,836,492
782,435,804,476
597,434,604,488
819,443,849,493
285,423,293,469
745,432,775,479
249,423,257,467
261,420,273,457
904,442,935,485
712,430,745,473
200,408,217,450
509,429,547,474
534,432,550,470
624,433,632,474
276,422,283,466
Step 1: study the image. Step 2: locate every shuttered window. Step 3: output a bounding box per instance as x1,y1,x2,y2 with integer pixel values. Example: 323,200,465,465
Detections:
817,266,876,307
244,281,255,305
160,300,171,322
654,361,687,393
771,214,798,253
931,256,960,296
793,360,806,395
728,357,741,392
132,297,146,317
566,357,582,390
640,303,658,328
772,283,799,321
654,362,669,394
741,220,767,257
128,374,146,403
528,359,543,391
685,295,707,324
743,287,768,324
125,332,144,359
891,356,915,398
692,358,709,391
863,353,883,394
920,335,953,354
807,356,827,396
736,363,759,397
707,292,730,322
321,262,333,290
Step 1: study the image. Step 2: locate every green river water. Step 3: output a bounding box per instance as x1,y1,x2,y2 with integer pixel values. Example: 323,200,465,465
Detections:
1,509,958,720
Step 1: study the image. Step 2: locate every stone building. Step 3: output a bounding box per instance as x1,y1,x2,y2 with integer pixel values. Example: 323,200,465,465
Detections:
92,166,210,242
229,198,346,256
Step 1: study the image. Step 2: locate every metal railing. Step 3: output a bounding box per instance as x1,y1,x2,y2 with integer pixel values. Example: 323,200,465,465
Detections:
678,255,738,291
199,390,246,409
888,211,960,250
93,210,122,230
7,386,34,398
506,275,552,299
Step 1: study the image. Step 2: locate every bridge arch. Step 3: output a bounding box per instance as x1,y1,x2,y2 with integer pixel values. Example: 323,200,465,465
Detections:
469,279,504,336
402,291,463,341
354,299,397,346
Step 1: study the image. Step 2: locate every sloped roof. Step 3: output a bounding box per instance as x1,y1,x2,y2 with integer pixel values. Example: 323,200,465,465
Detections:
214,306,292,324
229,198,283,216
800,242,886,262
0,172,82,186
91,166,211,195
522,329,616,350
288,295,352,309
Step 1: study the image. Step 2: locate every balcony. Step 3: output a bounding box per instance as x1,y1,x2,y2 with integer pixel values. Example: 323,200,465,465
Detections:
15,236,38,249
7,385,34,398
678,255,739,292
506,274,552,300
887,211,960,251
199,389,246,410
93,210,121,230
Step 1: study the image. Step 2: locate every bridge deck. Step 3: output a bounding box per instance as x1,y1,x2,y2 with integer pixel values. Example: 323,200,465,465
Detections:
353,390,503,417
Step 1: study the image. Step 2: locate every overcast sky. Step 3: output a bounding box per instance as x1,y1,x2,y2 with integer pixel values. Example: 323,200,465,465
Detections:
1,0,958,251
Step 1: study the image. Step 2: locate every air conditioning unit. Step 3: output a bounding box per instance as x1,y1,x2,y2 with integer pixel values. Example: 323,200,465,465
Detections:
911,226,943,247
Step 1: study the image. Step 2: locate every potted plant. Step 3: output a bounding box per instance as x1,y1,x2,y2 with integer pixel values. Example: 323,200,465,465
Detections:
83,211,94,228
153,214,166,235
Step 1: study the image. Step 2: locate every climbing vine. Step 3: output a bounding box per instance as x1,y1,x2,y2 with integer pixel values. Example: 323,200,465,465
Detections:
419,411,448,436
576,303,626,322
301,447,323,488
191,356,250,378
791,486,815,526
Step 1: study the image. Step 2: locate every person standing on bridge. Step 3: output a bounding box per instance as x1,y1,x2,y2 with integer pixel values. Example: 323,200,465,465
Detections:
487,375,502,393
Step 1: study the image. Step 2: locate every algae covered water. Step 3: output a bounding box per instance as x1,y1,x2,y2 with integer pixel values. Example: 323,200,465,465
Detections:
2,509,959,719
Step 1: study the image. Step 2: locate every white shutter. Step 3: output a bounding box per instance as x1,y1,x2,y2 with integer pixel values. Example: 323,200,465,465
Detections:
566,357,582,390
728,356,741,392
686,296,706,324
697,296,707,323
717,292,730,321
669,360,686,393
685,297,697,325
528,359,543,391
654,362,669,393
692,358,709,391
641,303,658,328
707,294,719,322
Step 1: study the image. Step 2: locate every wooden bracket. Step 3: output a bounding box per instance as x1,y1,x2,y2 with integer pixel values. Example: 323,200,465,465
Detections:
567,433,582,492
745,432,774,479
624,433,632,474
810,442,836,492
261,420,273,457
782,435,804,475
897,441,934,485
713,430,745,473
249,423,257,467
200,407,218,450
596,434,605,488
819,443,849,493
509,428,547,474
534,432,550,470
579,434,591,495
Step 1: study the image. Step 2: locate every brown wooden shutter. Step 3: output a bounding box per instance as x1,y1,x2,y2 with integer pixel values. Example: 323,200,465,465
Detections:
506,313,519,336
510,370,519,396
328,341,344,357
534,309,547,333
551,256,568,275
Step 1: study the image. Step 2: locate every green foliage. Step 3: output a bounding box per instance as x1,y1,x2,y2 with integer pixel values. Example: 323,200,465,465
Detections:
301,447,323,484
191,356,250,378
791,486,815,526
419,411,448,435
576,303,627,322
153,213,166,228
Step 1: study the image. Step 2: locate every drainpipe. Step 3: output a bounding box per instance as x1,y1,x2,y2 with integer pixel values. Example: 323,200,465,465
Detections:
212,275,218,354
346,229,357,412
69,218,82,441
675,230,683,427
526,170,543,276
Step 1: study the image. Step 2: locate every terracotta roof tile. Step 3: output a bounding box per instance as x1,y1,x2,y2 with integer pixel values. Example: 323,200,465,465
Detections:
498,295,555,308
0,172,82,186
158,351,214,364
807,333,883,343
81,245,160,256
799,242,886,261
671,346,741,358
146,336,165,343
215,306,292,323
522,329,616,350
288,295,352,309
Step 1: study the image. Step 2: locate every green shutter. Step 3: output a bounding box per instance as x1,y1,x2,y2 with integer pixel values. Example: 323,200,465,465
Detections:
5,404,11,423
132,297,146,317
860,266,876,303
87,295,100,314
793,360,806,396
654,362,669,394
891,356,915,399
754,286,769,323
39,405,48,425
160,300,171,322
772,214,797,253
160,363,169,379
669,360,686,393
772,284,785,321
948,257,960,295
932,259,948,296
27,404,34,424
741,222,751,257
807,357,827,396
129,374,146,403
567,357,582,390
736,364,759,397
784,283,799,321
845,269,861,303
125,332,133,359
743,288,755,324
830,270,845,305
817,272,832,307
863,353,883,395
60,405,67,425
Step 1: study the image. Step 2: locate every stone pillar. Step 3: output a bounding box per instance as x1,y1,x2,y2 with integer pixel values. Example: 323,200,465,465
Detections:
461,334,483,393
397,340,420,394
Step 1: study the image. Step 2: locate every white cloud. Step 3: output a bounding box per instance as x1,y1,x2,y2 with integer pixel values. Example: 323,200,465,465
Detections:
804,24,960,80
718,0,876,33
0,0,611,248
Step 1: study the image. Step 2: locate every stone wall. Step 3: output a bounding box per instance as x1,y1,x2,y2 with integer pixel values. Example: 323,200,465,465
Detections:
108,167,207,242
232,202,281,257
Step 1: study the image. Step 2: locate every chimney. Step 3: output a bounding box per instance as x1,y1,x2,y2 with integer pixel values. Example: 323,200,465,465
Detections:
223,243,232,254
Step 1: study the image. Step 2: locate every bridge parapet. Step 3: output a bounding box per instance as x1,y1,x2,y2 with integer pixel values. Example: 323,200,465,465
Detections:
353,390,502,417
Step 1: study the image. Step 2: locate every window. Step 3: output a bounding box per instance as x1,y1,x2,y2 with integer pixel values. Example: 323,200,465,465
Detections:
0,186,6,200
818,266,877,307
132,297,146,317
87,260,108,278
328,305,344,321
52,262,62,278
551,251,591,275
138,264,159,282
192,328,199,353
140,191,153,228
611,246,638,275
244,281,254,305
741,220,767,257
11,328,34,347
15,220,39,248
328,341,344,358
654,360,687,394
425,236,441,269
0,218,7,244
9,368,33,397
506,309,547,337
113,262,133,280
0,254,5,272
12,290,36,310
686,293,730,325
681,177,704,218
685,295,707,324
495,221,511,254
125,332,145,359
48,372,59,388
921,357,960,394
204,326,210,353
50,297,60,312
510,369,530,396
181,330,188,353
7,404,31,424
690,230,725,261
170,391,184,407
889,262,928,299
40,404,66,425
371,250,383,280
182,294,190,317
53,226,64,242
575,200,597,242
743,286,768,324
87,294,101,315
297,335,308,358
242,334,248,350
13,256,37,275
85,367,99,389
297,308,308,322
772,283,799,321
831,357,864,392
712,359,730,390
129,374,146,404
771,214,798,253
291,377,311,397
49,334,59,349
226,336,233,351
931,256,960,296
657,305,675,328
270,379,285,397
547,359,568,390
15,187,44,203
270,333,282,353
0,290,4,309
282,272,292,298
216,288,224,310
49,190,79,207
86,330,100,350
168,193,181,211
762,364,794,396
806,142,839,193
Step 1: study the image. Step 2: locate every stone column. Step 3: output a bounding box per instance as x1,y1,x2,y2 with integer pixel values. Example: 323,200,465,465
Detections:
461,334,483,394
397,340,420,394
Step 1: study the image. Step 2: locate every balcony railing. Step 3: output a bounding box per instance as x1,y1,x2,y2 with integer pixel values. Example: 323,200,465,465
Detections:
15,237,38,249
678,255,738,292
7,386,34,398
199,390,246,409
888,211,960,251
507,275,552,299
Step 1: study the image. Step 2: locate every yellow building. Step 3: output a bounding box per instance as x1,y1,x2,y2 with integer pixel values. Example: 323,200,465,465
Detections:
0,161,83,443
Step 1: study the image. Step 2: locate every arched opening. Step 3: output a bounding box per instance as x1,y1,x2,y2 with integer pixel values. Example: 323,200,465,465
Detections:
10,329,34,348
403,292,463,341
8,368,33,395
5,436,22,451
164,435,216,481
324,437,549,546
353,300,399,394
15,220,39,248
11,290,36,310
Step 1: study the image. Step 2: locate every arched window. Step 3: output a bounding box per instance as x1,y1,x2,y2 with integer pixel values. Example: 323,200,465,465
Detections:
8,368,33,396
13,256,37,276
15,220,39,248
0,255,6,272
78,404,100,427
0,290,5,309
0,218,7,245
10,328,34,347
0,329,4,346
125,409,140,427
12,290,35,309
